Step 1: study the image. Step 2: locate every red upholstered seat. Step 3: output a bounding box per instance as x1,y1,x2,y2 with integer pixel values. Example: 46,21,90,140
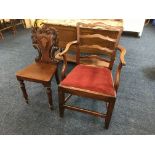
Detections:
61,64,116,97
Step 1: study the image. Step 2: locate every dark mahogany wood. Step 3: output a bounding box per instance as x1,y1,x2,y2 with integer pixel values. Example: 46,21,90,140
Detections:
16,24,60,110
58,22,126,129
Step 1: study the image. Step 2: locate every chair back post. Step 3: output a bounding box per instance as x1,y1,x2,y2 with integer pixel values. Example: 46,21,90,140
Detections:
109,26,123,70
76,22,81,64
108,52,115,70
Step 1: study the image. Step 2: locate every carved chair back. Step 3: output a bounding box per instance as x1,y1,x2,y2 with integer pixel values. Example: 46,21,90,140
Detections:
76,22,123,69
31,24,59,63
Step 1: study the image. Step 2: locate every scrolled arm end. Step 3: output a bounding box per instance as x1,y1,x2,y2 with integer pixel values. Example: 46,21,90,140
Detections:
59,40,78,56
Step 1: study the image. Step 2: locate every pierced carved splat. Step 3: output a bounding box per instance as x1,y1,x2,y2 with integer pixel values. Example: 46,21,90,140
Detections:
31,24,59,63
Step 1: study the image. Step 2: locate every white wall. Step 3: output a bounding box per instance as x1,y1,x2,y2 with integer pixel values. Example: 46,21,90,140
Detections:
123,19,145,37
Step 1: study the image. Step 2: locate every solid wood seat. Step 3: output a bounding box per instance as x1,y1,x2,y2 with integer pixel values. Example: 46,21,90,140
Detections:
16,63,57,83
16,24,60,110
58,22,126,129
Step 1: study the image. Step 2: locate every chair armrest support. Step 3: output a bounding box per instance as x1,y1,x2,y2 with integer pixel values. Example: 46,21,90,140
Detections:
116,44,126,66
114,44,126,92
59,40,78,81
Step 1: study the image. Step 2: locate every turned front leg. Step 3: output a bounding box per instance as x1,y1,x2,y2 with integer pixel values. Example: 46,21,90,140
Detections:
44,83,53,110
18,79,29,104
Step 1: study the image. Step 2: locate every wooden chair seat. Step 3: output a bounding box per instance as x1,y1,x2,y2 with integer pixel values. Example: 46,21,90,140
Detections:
16,63,57,83
60,64,116,97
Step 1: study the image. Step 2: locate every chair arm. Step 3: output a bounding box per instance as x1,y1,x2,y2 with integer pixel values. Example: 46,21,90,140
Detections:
116,44,126,66
59,40,78,81
59,40,78,56
114,44,126,92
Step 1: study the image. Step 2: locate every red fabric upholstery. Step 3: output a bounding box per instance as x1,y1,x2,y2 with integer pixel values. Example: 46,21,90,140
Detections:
61,64,116,97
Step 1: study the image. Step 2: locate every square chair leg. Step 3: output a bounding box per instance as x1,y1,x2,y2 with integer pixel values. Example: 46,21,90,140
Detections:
58,87,65,117
105,101,115,129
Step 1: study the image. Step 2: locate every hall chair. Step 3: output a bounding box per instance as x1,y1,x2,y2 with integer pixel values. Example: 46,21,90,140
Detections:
16,24,60,110
58,22,126,129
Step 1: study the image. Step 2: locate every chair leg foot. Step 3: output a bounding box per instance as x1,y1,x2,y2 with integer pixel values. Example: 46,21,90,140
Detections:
105,101,115,129
47,105,54,111
58,87,65,117
44,84,54,110
59,108,64,117
104,121,110,129
25,100,29,104
18,80,29,104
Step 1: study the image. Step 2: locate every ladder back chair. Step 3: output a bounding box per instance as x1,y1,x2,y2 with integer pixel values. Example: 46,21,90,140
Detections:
16,24,60,110
58,22,126,129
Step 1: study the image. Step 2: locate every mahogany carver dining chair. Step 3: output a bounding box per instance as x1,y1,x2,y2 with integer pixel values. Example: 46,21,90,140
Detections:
16,24,60,110
58,22,126,129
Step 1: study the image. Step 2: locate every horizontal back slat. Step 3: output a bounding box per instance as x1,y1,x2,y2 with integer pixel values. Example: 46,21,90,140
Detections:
80,56,111,68
77,22,122,32
80,34,117,43
76,22,122,69
78,24,121,39
79,45,113,56
79,37,116,50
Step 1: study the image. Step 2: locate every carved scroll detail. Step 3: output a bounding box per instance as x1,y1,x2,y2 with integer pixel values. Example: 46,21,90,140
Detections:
31,24,59,63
